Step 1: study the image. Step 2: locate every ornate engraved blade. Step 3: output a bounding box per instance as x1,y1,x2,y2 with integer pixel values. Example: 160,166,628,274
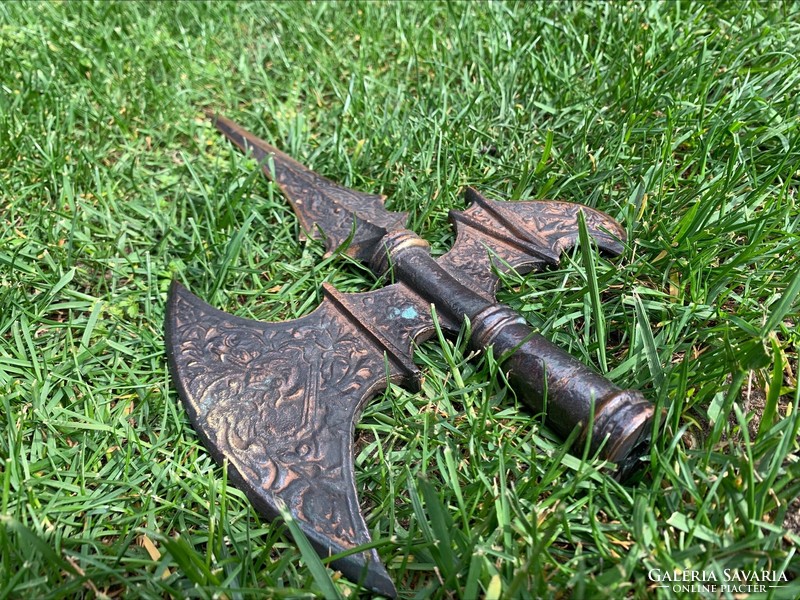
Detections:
439,187,627,299
166,281,438,597
210,114,408,263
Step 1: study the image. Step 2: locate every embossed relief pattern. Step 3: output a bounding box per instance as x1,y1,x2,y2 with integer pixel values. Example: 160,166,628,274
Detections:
438,211,548,299
493,200,626,256
264,148,408,261
332,282,447,362
270,155,406,234
167,285,406,552
438,227,545,299
439,198,625,299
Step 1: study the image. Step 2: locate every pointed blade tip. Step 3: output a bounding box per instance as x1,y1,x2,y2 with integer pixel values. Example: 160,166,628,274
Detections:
334,549,397,598
167,279,200,312
168,278,185,295
209,115,410,266
361,561,397,598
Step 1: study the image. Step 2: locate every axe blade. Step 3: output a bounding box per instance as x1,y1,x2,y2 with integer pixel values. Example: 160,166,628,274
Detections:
165,280,434,597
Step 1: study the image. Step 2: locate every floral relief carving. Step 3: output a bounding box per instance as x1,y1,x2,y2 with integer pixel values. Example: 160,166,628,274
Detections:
168,285,398,550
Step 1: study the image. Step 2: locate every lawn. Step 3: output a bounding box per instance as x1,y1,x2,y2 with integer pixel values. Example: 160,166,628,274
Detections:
1,1,799,598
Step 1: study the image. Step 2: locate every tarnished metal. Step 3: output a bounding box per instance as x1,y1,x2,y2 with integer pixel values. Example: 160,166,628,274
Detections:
165,114,655,597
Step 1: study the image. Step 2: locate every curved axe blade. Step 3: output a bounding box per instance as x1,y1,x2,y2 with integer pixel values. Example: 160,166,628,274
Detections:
166,280,438,597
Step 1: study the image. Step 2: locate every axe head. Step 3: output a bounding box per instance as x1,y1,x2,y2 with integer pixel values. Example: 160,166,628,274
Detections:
166,280,420,597
169,114,651,595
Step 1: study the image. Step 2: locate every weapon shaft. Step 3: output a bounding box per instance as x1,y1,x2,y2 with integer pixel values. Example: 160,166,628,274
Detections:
373,228,652,478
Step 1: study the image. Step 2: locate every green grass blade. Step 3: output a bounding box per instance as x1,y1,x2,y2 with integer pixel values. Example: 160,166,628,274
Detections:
578,210,607,371
632,292,664,390
757,337,784,442
277,503,343,600
762,268,800,335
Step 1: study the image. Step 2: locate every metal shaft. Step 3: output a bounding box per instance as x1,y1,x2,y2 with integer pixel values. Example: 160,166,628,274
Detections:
373,229,653,479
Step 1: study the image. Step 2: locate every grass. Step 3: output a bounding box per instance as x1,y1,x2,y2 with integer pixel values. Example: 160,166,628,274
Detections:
1,0,799,598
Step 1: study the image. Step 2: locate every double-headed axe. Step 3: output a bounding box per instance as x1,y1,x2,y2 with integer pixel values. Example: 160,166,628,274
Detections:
165,114,654,597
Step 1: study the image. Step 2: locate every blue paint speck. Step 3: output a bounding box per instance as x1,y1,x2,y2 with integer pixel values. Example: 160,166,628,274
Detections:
389,306,418,320
400,307,417,319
